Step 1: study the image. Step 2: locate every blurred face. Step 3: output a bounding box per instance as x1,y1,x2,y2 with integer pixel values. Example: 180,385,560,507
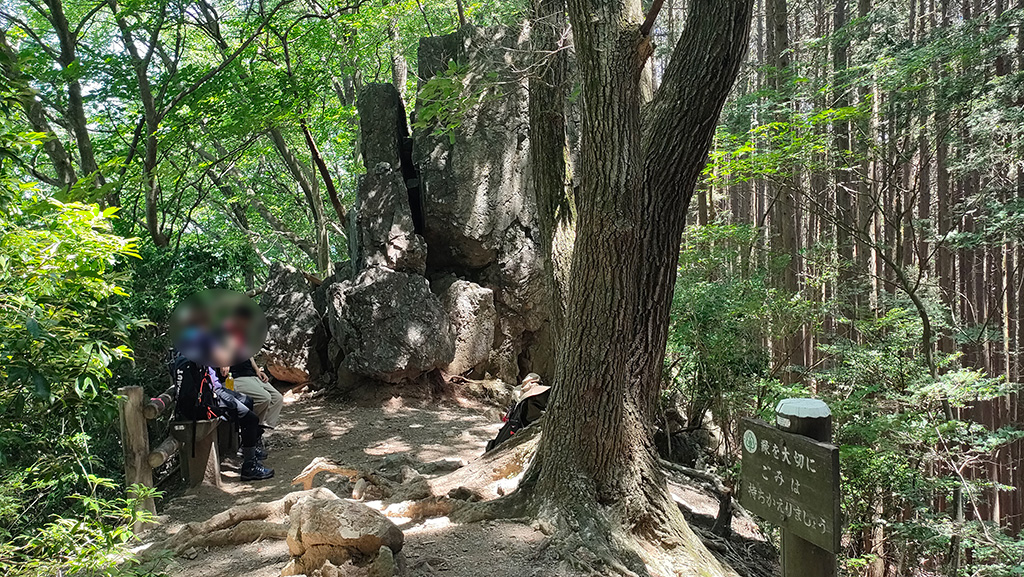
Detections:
170,289,267,366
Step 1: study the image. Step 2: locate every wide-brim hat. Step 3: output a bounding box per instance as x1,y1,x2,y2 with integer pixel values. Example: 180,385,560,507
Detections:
520,381,551,399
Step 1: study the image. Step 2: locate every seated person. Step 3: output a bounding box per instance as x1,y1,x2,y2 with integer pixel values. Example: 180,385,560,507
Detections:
486,373,550,452
172,352,273,481
220,358,284,430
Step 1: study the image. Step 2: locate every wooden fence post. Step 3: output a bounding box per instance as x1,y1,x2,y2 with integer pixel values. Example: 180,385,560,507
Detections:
118,386,156,532
776,398,837,577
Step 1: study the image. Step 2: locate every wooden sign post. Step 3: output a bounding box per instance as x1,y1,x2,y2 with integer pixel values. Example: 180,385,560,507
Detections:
740,398,840,577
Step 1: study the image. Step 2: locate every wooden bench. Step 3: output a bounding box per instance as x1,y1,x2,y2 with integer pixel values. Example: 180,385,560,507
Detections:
119,384,244,502
168,419,223,488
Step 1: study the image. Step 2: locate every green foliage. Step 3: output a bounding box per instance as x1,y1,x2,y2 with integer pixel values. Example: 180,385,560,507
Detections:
671,228,1023,574
0,105,152,574
0,481,162,577
817,306,1022,575
412,62,499,143
665,224,817,426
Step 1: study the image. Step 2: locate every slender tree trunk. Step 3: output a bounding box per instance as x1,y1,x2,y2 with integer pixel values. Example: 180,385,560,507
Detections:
388,3,408,97
299,118,347,229
269,129,331,273
197,145,321,265
0,30,77,189
766,0,802,377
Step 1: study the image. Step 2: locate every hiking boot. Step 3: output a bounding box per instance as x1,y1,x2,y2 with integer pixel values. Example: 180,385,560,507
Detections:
241,460,274,481
240,447,274,481
256,438,269,460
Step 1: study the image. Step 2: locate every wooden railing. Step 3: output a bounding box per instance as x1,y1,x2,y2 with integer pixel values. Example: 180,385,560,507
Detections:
117,385,158,531
118,383,215,531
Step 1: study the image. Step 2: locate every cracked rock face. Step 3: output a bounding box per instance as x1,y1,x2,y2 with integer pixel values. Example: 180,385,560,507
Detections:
413,25,551,383
414,26,535,272
327,267,455,383
355,84,427,276
356,166,427,276
261,262,318,384
439,279,496,376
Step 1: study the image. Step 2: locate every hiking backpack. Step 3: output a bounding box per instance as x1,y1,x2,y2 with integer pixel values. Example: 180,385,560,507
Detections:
485,390,549,452
170,353,217,422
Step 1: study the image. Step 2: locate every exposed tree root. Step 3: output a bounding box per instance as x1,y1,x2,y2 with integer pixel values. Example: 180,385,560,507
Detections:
174,520,289,553
291,457,395,497
279,426,740,577
425,423,541,499
383,496,456,520
144,487,339,557
523,499,738,577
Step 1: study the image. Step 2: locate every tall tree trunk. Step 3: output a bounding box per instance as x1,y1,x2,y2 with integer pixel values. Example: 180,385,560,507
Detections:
388,2,408,97
510,0,753,572
766,0,802,378
529,0,574,346
833,0,853,327
109,0,167,245
42,0,105,189
299,118,347,229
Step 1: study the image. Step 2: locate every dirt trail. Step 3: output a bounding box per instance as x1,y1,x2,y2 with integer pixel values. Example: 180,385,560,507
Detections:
144,393,776,577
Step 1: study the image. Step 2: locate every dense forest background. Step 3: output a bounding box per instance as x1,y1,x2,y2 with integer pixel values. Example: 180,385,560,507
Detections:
0,0,1021,575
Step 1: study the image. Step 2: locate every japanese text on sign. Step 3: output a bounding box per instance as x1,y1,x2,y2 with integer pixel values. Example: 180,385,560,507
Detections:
739,418,841,553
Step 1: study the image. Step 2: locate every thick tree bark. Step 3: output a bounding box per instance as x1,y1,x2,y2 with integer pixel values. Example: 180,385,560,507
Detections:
529,0,574,347
514,0,753,572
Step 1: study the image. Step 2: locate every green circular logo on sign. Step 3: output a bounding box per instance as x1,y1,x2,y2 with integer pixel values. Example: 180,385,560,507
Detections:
743,429,757,453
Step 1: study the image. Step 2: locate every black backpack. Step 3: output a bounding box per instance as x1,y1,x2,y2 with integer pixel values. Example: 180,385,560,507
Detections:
171,354,217,422
485,391,549,452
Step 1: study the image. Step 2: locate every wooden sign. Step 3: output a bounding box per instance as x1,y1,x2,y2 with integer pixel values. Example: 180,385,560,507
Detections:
739,417,841,553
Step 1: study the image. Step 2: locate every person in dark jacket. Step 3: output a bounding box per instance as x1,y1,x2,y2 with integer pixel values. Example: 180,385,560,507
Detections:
485,373,550,452
172,353,273,481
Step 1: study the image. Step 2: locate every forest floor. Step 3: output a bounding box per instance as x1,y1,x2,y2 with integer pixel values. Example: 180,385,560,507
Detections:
140,390,778,577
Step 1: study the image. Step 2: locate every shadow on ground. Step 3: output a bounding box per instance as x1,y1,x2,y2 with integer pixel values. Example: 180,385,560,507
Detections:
147,393,773,577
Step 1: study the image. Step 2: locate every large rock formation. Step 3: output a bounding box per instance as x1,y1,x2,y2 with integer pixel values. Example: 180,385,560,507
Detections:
414,26,533,271
261,262,318,384
328,267,454,383
310,25,554,390
414,26,551,383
